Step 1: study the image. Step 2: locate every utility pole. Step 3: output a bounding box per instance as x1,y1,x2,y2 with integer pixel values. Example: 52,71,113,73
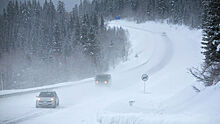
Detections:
0,73,3,90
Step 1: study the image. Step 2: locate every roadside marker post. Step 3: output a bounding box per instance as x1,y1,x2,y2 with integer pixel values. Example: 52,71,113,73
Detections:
141,74,149,94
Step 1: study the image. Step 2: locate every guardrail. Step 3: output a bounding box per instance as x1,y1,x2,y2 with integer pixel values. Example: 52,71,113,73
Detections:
0,78,94,98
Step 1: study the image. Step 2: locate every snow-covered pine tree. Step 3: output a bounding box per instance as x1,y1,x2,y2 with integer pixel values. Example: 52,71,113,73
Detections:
192,0,220,86
202,0,220,64
0,0,129,89
156,0,168,20
202,0,220,85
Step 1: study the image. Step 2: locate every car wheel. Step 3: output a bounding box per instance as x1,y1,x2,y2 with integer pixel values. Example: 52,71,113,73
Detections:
53,102,57,108
36,102,39,108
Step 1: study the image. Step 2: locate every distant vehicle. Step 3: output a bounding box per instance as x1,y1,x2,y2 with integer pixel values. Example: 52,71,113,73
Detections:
95,74,112,85
36,91,59,108
115,16,120,20
162,32,166,36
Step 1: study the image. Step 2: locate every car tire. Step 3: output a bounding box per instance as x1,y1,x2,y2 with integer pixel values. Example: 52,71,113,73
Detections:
36,102,39,108
53,102,57,108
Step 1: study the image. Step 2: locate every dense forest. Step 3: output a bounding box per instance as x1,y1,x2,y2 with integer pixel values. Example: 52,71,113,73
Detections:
0,0,129,89
89,0,203,28
0,0,219,89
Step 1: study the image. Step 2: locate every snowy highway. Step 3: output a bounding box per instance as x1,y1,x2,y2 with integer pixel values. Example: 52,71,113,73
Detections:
1,20,219,124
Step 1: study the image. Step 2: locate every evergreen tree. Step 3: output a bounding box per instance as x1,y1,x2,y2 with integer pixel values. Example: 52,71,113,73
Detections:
100,15,105,30
0,0,129,89
202,0,220,64
191,0,220,86
53,23,62,56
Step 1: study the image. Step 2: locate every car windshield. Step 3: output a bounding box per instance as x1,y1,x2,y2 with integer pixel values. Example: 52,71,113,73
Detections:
96,74,111,80
39,92,55,97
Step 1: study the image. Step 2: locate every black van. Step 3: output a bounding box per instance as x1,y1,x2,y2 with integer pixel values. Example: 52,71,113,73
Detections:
95,74,112,85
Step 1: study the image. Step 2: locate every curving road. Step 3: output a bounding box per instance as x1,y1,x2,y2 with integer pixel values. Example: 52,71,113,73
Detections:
120,25,174,75
0,20,174,124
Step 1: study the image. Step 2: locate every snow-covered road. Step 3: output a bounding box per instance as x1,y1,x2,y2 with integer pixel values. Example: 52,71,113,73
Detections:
1,20,219,124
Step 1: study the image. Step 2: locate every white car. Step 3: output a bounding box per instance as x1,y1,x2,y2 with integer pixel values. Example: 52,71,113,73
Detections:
36,91,59,108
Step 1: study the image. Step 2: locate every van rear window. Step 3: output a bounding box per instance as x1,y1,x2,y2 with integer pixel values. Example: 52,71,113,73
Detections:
95,74,111,80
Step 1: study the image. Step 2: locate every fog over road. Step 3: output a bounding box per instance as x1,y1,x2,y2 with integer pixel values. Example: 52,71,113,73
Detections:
0,20,208,124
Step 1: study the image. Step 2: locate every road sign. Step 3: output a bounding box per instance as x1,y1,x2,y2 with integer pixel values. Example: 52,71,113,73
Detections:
141,74,148,81
141,74,149,94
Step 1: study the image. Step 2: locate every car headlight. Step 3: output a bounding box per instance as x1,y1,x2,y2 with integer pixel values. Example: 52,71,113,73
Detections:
104,81,108,84
50,98,54,101
36,97,40,101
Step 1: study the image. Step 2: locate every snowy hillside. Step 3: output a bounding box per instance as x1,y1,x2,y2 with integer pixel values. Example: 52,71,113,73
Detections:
0,20,219,124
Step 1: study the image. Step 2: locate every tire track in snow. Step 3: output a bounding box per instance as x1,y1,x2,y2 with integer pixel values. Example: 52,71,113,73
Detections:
117,24,174,75
0,80,93,124
115,25,157,72
0,107,67,124
1,109,51,124
1,101,76,124
146,33,174,75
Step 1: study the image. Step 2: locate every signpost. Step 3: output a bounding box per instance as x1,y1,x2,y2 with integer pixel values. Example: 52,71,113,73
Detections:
141,74,149,94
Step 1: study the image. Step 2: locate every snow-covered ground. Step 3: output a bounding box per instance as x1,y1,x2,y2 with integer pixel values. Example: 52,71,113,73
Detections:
0,20,219,124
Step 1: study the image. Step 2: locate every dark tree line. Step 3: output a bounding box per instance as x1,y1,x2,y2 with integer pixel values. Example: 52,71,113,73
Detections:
190,0,220,86
90,0,203,28
0,0,217,89
0,0,129,89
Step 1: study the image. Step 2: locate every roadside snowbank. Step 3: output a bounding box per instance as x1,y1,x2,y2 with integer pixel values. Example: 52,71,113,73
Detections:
97,84,220,124
97,20,219,124
0,78,93,97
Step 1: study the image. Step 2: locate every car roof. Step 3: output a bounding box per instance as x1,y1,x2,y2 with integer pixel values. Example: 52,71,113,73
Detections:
40,91,56,93
96,74,111,76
